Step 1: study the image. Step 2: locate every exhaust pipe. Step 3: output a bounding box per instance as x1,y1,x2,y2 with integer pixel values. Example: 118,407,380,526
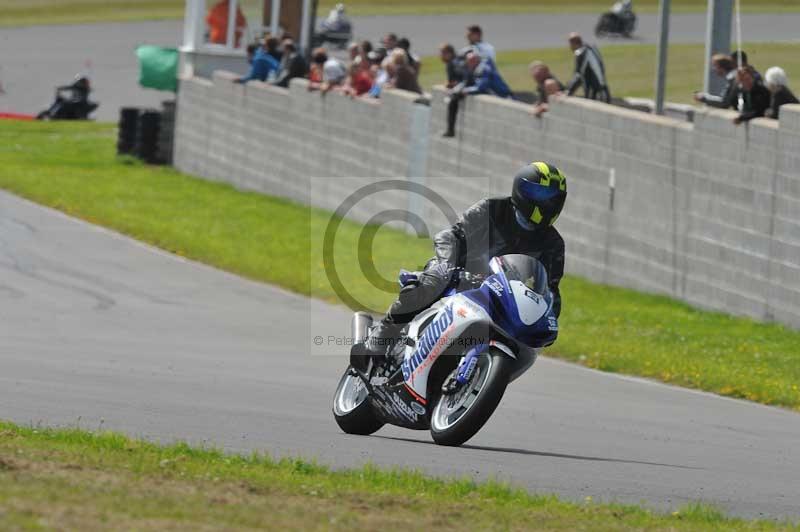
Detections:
351,312,373,345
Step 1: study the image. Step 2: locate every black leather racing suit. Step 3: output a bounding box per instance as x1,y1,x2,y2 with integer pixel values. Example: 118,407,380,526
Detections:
382,196,565,330
566,44,611,103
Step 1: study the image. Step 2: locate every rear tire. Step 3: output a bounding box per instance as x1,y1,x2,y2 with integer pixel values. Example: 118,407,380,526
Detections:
332,368,384,435
430,349,511,446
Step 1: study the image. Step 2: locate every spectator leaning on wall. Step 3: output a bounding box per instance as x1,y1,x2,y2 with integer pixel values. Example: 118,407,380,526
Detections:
529,61,565,105
731,50,762,83
534,79,566,117
387,49,422,94
764,66,799,119
443,52,511,137
398,37,421,75
235,39,280,83
694,53,737,109
439,43,465,89
368,56,392,98
733,66,771,125
342,61,374,97
566,32,610,103
273,39,307,88
308,48,346,93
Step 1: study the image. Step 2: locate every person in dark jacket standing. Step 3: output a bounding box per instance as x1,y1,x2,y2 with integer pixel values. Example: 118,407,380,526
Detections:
733,66,771,124
565,33,610,102
353,162,567,364
764,66,799,120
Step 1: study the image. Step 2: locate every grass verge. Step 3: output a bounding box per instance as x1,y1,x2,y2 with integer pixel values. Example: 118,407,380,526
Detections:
0,0,797,27
0,420,796,530
1,121,799,410
419,42,800,104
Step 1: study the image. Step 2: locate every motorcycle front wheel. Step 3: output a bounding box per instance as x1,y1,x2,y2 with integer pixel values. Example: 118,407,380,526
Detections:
430,349,511,446
332,367,384,435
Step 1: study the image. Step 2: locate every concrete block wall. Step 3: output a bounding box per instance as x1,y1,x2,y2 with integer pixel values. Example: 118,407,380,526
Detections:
174,73,800,328
174,72,429,229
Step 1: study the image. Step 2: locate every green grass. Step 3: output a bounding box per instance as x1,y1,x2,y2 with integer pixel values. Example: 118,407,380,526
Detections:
320,0,800,15
1,0,797,27
419,42,800,104
0,420,796,530
1,121,800,411
0,0,185,26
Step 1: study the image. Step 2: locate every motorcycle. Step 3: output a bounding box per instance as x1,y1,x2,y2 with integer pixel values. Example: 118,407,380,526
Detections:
313,3,353,50
595,0,637,38
36,75,98,120
332,254,559,447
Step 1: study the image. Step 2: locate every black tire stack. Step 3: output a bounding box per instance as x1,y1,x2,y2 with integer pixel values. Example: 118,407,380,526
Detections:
158,100,175,165
135,111,161,164
116,100,176,165
117,108,140,156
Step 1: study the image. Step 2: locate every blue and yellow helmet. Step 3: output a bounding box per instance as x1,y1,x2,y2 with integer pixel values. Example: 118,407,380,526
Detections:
511,161,567,230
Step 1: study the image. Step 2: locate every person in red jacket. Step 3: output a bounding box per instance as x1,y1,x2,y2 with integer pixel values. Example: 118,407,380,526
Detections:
206,0,247,47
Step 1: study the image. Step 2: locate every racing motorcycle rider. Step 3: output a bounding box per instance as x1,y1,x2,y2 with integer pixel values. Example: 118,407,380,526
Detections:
354,162,567,366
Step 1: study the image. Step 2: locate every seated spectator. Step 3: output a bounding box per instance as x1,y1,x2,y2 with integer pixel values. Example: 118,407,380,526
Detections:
461,25,496,61
443,52,511,137
273,39,307,88
398,37,421,75
566,32,610,102
529,61,565,104
694,53,737,109
439,43,465,89
235,39,280,83
764,66,799,119
387,49,422,94
342,62,374,97
733,66,770,125
533,79,566,116
206,0,247,46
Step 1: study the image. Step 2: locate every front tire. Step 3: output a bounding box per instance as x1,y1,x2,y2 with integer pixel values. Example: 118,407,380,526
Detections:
332,368,384,435
430,349,511,446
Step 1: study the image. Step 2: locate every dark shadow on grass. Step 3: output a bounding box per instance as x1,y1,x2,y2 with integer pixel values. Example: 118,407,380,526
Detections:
370,435,704,470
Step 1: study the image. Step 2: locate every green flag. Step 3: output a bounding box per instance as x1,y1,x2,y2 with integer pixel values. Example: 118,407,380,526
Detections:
136,45,179,92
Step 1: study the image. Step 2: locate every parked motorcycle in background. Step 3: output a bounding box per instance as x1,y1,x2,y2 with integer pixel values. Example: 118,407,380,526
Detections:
36,74,98,120
332,254,559,447
313,3,353,49
595,0,637,38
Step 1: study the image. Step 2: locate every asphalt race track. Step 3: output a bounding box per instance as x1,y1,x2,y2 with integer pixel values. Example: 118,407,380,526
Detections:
2,190,800,519
2,12,800,120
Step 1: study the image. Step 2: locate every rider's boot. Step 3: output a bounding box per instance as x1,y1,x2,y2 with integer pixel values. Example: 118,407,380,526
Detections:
350,320,402,372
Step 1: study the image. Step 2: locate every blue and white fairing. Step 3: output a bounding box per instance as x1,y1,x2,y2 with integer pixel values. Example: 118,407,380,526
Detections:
399,254,558,404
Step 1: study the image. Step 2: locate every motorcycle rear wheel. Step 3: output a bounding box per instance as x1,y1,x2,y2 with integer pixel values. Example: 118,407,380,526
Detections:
332,367,384,435
430,349,511,446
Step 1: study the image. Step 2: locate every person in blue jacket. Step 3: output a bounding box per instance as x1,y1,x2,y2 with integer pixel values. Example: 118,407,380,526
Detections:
443,51,511,137
236,38,280,84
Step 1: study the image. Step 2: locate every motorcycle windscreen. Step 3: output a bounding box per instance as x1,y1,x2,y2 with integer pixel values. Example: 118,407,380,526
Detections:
489,254,549,296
